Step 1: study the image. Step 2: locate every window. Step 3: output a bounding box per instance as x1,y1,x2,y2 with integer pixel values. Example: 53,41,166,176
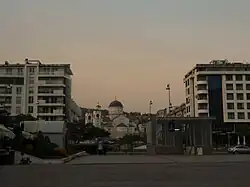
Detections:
29,78,34,84
198,103,207,110
17,68,23,75
236,84,243,90
29,67,35,74
227,103,234,110
197,94,207,100
247,103,250,109
237,93,244,100
16,87,22,94
236,75,243,81
237,103,244,109
5,68,12,75
238,112,245,119
197,75,206,81
247,93,250,100
226,75,233,81
246,75,250,81
16,106,21,114
29,87,34,94
28,96,34,103
197,84,206,90
248,113,250,119
246,84,250,90
16,96,21,104
226,84,233,90
228,112,235,119
28,106,33,113
226,93,234,100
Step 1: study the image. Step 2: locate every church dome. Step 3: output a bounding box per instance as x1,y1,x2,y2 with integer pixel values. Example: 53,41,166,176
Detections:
109,100,123,108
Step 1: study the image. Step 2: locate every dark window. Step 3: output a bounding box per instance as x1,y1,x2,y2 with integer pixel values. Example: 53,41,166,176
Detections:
237,103,244,109
236,84,243,90
238,112,245,119
228,112,235,119
246,75,250,81
246,84,250,90
28,96,34,103
227,103,234,110
226,84,233,90
28,106,33,113
237,93,244,100
226,75,233,81
247,93,250,100
236,75,243,81
226,93,234,100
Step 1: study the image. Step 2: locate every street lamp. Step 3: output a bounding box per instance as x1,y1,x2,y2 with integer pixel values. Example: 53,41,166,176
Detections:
165,84,172,114
149,100,153,115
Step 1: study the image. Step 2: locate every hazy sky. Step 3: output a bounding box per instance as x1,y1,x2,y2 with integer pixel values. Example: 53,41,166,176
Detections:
0,0,250,113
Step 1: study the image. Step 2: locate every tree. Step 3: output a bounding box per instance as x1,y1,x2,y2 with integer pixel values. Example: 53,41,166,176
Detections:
82,124,110,140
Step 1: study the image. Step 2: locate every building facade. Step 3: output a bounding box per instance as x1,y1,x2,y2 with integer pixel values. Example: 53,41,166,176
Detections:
0,59,81,122
184,59,250,132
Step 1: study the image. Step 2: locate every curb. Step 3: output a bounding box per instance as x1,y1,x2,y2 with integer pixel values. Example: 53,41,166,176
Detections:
62,151,88,163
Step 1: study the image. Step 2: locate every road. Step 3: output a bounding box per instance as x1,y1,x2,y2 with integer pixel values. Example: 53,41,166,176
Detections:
1,155,250,187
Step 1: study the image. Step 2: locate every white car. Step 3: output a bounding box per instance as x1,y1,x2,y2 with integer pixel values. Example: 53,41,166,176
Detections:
228,145,250,154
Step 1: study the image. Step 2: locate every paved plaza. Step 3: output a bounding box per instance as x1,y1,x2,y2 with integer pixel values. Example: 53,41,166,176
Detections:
2,155,250,186
69,154,250,165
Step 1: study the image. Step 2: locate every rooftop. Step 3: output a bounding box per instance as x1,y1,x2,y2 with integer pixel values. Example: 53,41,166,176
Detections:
0,59,73,75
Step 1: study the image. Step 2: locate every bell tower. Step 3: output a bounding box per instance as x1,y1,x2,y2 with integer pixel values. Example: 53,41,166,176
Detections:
93,102,103,128
85,109,93,125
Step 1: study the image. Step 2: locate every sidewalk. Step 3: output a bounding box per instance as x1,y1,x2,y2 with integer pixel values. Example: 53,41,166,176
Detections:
69,154,250,165
15,151,87,164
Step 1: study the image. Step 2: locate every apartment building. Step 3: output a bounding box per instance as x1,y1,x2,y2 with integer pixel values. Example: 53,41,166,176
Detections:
184,59,250,132
0,59,81,122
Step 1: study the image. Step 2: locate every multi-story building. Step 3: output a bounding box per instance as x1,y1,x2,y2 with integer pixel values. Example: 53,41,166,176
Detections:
183,59,250,132
0,59,81,122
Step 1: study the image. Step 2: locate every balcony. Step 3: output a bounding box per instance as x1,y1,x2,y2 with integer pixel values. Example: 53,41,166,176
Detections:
39,71,70,79
197,108,209,113
38,90,65,96
37,100,65,106
196,89,208,94
196,80,207,85
197,99,208,104
38,80,65,87
0,72,24,77
38,112,65,116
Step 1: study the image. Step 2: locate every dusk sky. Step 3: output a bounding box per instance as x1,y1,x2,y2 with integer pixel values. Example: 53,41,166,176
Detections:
0,0,250,113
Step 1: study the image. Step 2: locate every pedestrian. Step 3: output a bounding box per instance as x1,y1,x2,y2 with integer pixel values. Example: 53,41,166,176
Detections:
97,139,104,155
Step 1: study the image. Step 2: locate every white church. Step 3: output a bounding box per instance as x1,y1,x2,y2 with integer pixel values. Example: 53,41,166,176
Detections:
85,99,139,139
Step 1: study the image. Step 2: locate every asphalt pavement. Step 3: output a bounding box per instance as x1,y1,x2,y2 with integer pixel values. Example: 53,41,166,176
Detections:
1,161,250,187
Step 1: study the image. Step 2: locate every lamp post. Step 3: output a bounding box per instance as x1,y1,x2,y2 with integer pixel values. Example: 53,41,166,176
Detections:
149,100,153,115
166,84,172,114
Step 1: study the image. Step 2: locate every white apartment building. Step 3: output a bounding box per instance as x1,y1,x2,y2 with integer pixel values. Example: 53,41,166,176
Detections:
0,59,81,122
184,59,250,132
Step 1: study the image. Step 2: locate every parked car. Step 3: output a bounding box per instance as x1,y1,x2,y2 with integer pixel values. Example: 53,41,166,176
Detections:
228,145,250,154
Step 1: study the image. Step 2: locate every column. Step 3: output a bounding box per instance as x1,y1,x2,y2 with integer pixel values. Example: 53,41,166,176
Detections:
243,136,246,145
237,136,240,145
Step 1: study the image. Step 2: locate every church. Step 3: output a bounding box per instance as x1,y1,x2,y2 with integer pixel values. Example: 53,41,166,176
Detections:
85,99,139,139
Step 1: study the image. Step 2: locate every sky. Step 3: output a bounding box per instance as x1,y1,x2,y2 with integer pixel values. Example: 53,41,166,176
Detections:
0,0,250,113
